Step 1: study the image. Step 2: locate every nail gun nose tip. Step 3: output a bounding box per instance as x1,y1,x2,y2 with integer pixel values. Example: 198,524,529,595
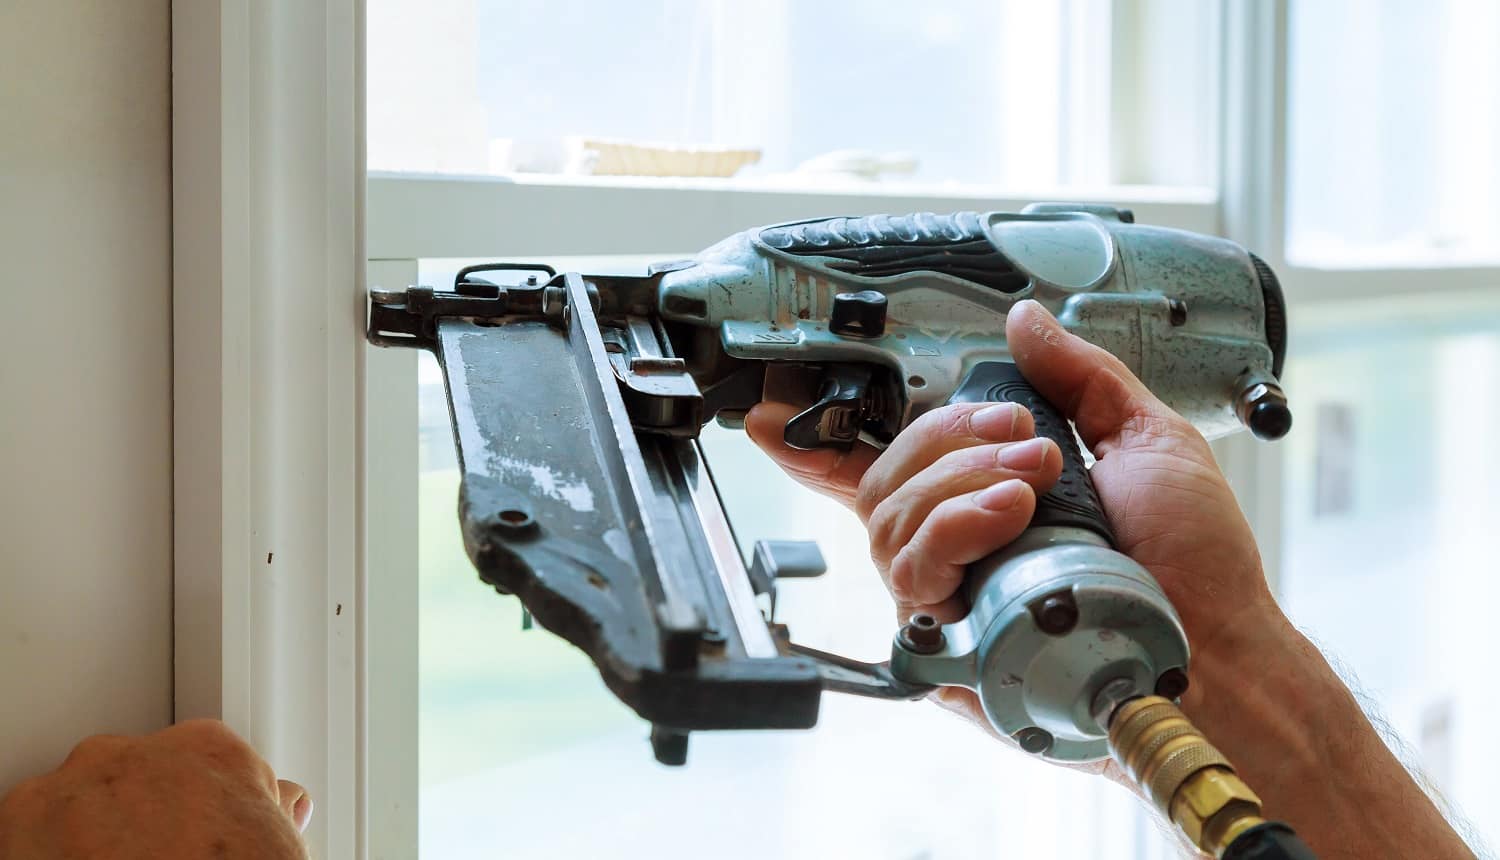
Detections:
1248,400,1293,440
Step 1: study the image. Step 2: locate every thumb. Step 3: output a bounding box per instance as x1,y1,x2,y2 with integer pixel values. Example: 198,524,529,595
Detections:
1005,300,1183,456
276,779,313,833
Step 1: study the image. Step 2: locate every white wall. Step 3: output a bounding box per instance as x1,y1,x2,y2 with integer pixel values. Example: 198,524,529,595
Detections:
0,1,172,788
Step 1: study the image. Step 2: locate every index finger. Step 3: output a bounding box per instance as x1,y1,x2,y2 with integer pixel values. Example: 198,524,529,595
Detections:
744,401,880,508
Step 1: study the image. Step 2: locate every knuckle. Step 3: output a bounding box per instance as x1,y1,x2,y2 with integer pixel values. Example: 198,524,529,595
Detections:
168,718,246,749
864,499,901,566
1121,411,1203,452
853,456,902,521
0,776,44,816
1034,438,1065,474
852,472,883,522
904,403,973,449
165,720,267,776
64,734,126,768
886,542,919,600
932,404,978,440
950,443,1004,473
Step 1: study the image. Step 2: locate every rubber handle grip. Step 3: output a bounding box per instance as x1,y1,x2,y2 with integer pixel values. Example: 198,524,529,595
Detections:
948,361,1115,544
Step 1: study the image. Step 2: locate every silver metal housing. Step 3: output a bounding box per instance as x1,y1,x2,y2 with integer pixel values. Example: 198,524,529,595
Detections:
656,207,1276,440
889,528,1189,763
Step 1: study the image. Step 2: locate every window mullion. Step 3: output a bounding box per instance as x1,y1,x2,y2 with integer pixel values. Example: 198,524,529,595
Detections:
1216,0,1291,593
1219,0,1289,261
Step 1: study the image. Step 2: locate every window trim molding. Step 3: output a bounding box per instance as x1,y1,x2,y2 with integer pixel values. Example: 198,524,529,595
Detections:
172,1,366,857
1215,0,1290,589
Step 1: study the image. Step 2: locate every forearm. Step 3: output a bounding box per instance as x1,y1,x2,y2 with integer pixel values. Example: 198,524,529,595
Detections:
1182,605,1472,860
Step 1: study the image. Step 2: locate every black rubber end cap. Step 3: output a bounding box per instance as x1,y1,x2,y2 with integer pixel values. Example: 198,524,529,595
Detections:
830,290,888,338
1249,252,1287,379
1248,400,1293,440
650,726,689,766
1222,822,1318,860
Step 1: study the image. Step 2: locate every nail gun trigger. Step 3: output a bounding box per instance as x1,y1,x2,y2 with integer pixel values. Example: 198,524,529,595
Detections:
783,365,874,450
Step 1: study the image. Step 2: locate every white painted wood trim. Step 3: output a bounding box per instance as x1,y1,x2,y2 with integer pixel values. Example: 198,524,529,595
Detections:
1214,0,1290,591
172,1,365,857
366,173,1219,260
1219,0,1288,261
364,260,420,859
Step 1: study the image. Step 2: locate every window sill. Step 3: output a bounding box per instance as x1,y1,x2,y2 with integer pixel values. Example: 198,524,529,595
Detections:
366,172,1219,261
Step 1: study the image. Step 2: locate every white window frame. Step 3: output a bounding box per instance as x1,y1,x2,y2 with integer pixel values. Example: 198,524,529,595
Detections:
175,1,1500,857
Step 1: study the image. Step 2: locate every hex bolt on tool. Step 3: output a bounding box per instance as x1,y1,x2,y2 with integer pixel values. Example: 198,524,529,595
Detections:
368,205,1312,857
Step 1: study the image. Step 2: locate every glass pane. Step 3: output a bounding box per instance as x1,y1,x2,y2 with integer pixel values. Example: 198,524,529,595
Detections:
369,0,1219,191
416,257,1177,859
1278,293,1500,848
1287,0,1500,265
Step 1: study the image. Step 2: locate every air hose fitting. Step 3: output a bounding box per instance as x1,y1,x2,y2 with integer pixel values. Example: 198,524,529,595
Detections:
1107,696,1316,859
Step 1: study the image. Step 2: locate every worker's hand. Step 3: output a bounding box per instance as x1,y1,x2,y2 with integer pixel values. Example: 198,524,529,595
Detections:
0,720,312,860
745,300,1280,741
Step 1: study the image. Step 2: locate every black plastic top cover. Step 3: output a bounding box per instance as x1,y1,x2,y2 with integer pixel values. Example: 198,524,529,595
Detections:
760,212,1030,293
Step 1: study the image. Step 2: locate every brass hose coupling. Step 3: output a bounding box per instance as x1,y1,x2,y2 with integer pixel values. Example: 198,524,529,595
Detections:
1107,696,1267,857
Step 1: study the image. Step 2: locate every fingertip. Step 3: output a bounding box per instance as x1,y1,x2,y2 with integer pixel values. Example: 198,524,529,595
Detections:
294,794,313,833
1039,437,1065,478
743,401,795,450
1007,298,1055,326
973,476,1028,511
1009,298,1048,320
745,401,834,468
278,779,313,832
970,478,1038,529
1005,299,1065,361
967,401,1033,442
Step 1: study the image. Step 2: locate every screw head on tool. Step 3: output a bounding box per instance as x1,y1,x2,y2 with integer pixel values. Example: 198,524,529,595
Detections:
494,508,537,535
1168,298,1188,326
1031,591,1079,636
1014,727,1054,755
897,613,945,654
1155,667,1190,700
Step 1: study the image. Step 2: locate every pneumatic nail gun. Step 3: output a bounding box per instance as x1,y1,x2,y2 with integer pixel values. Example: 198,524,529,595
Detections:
368,204,1313,858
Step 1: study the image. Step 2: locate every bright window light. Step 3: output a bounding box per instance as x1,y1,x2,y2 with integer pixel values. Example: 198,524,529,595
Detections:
1287,0,1500,266
1278,294,1500,853
368,0,1219,192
